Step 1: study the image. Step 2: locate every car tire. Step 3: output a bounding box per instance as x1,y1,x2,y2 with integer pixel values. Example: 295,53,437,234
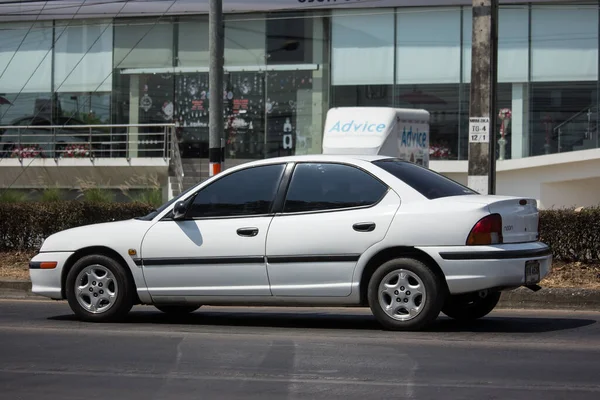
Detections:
65,254,134,322
155,305,201,315
441,291,501,321
368,257,446,331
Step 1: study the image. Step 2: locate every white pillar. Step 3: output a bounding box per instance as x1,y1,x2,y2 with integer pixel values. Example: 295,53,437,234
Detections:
311,16,326,155
511,83,529,159
128,75,140,158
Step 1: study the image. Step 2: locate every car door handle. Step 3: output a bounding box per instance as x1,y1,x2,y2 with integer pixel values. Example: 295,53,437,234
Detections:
353,222,376,232
237,227,259,237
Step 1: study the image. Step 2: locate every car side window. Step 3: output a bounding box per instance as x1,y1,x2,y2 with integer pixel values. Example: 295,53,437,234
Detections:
186,164,286,218
283,163,388,213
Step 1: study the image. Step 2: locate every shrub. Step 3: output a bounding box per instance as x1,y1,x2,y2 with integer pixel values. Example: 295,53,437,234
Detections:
0,201,153,251
0,202,598,263
539,207,600,263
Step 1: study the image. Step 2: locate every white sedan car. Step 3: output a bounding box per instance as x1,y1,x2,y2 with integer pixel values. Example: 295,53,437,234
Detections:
29,155,552,331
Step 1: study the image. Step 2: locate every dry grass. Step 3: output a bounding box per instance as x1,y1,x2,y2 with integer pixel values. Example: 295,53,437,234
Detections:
0,251,37,281
541,261,600,289
1,251,599,289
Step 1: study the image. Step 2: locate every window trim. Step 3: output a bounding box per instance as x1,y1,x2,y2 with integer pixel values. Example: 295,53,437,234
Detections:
274,161,391,216
164,162,288,221
372,157,477,200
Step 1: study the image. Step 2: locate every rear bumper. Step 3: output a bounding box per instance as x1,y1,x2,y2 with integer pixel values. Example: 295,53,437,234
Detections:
29,252,73,300
416,242,553,295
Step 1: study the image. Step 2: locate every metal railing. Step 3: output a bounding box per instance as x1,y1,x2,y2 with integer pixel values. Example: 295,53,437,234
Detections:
0,123,177,162
553,105,599,153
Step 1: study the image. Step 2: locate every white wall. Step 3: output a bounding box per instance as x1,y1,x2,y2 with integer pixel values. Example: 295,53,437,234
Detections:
431,148,600,209
0,158,169,189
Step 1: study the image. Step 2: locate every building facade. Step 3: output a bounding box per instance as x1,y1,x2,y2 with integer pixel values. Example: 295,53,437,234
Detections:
1,0,599,207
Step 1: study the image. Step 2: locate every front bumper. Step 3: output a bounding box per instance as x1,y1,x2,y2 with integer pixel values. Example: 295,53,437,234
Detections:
416,242,553,295
29,252,74,300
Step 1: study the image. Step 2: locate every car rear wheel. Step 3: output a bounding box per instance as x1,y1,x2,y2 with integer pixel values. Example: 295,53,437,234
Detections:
155,305,201,315
65,254,134,322
367,257,446,331
442,290,501,321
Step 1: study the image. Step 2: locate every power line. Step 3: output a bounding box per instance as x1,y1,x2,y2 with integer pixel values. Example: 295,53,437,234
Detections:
0,0,155,193
0,0,89,190
0,0,48,85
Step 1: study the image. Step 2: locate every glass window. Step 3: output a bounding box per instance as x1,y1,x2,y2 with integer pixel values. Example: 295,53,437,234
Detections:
177,17,209,67
331,85,393,108
530,81,598,156
114,18,174,69
224,15,266,67
373,159,476,200
0,22,52,126
463,6,529,83
283,163,388,213
57,93,111,125
531,5,598,83
331,10,394,86
393,8,462,161
0,21,53,94
529,5,599,156
396,7,461,85
266,12,314,65
187,164,285,218
54,19,113,93
396,83,461,160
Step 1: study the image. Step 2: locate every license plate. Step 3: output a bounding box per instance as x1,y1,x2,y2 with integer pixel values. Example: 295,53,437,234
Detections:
525,260,541,284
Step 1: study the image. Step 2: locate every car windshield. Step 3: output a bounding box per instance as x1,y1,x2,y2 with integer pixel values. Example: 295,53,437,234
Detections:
372,158,477,200
134,183,198,221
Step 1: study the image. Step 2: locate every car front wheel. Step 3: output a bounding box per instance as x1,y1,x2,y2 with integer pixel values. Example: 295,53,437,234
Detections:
442,291,501,321
65,254,134,322
367,257,446,331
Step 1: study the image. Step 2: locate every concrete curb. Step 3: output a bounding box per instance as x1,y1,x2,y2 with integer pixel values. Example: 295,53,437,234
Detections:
0,280,46,300
1,280,599,310
498,287,600,310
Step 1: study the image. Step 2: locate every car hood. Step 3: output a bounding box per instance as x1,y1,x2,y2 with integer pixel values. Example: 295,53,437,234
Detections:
40,219,152,252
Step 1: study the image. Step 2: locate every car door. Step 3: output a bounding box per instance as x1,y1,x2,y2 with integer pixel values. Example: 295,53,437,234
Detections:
140,163,286,298
265,162,401,297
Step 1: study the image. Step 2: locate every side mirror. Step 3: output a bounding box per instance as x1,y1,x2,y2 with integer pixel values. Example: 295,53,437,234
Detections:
173,200,188,221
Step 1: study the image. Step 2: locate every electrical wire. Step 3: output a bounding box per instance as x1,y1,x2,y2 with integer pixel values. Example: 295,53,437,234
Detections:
0,0,138,193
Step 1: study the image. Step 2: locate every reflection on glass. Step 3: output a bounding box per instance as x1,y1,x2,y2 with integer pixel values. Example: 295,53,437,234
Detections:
396,84,460,161
530,82,598,156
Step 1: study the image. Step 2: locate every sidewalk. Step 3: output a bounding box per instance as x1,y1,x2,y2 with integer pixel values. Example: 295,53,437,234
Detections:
1,279,599,310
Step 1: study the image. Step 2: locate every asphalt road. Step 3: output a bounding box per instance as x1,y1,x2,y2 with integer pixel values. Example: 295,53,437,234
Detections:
1,301,600,400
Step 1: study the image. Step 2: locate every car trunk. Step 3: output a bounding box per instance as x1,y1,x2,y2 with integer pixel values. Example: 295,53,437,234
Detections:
447,195,540,243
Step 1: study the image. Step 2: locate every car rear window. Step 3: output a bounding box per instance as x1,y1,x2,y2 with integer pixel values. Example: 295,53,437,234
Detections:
372,159,477,200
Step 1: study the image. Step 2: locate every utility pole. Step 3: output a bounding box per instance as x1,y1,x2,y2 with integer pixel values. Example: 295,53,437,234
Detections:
467,0,498,195
209,0,225,177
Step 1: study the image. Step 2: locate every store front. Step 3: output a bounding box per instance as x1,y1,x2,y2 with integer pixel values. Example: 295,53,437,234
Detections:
108,13,328,159
0,1,598,163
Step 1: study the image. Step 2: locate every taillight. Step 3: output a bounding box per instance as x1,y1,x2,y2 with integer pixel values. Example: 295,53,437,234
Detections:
466,214,503,245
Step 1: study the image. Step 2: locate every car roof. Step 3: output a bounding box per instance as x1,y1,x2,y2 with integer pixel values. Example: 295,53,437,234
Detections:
240,154,394,167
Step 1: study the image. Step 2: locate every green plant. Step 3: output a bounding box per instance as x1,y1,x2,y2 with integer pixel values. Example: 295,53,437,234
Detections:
31,177,64,202
76,178,114,203
120,174,163,208
0,190,28,203
39,187,63,202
